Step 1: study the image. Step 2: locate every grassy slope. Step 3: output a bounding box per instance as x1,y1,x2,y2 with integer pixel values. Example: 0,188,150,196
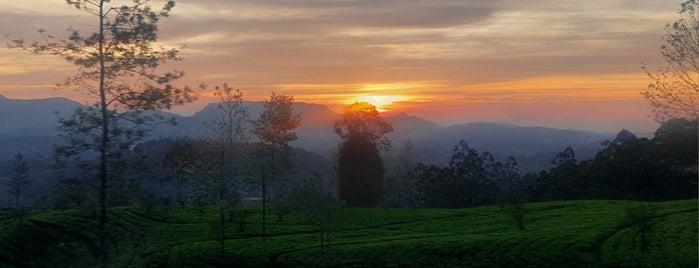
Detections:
0,199,695,267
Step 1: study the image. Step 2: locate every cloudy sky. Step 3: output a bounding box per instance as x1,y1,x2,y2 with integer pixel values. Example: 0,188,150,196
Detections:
0,0,685,132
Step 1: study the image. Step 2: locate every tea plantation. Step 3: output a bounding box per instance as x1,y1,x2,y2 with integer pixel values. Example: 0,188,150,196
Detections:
0,199,696,267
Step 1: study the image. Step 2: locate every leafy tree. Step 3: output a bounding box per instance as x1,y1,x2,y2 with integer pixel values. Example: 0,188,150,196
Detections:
51,175,91,212
550,147,577,166
411,140,523,208
253,93,301,146
252,93,301,240
642,0,699,121
384,138,418,208
653,118,699,165
412,163,457,208
334,102,393,206
164,142,201,206
291,172,343,253
10,1,195,265
529,146,601,200
448,140,493,207
652,118,698,197
5,153,32,220
201,84,249,259
493,156,524,207
270,189,294,222
597,130,662,200
525,120,698,202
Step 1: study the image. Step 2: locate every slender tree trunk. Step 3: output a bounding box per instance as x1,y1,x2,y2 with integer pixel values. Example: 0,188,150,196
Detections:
262,149,275,242
98,1,109,267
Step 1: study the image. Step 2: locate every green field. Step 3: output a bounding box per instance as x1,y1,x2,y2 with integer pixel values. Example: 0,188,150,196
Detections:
0,199,696,267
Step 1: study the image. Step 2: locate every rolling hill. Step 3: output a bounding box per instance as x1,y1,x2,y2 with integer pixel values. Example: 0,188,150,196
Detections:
0,94,81,136
0,94,613,172
0,199,695,267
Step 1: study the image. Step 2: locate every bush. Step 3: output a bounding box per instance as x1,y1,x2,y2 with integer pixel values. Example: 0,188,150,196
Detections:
508,204,527,230
624,204,657,251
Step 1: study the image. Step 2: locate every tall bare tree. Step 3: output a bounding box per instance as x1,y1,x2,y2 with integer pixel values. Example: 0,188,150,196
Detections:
252,93,301,241
642,0,699,121
10,1,194,266
5,153,32,220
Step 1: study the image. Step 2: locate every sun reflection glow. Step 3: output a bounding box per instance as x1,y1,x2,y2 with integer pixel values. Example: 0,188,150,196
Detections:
357,95,406,112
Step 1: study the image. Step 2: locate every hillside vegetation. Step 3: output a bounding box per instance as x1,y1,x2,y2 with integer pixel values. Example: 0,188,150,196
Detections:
0,199,695,267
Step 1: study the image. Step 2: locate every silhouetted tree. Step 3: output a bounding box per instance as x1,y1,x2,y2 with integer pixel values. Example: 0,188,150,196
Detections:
412,163,458,208
5,153,32,220
291,172,342,253
525,120,698,202
597,130,661,200
384,138,418,208
334,102,393,206
10,1,194,265
270,189,294,222
449,140,493,207
252,92,301,240
652,118,698,198
411,140,524,208
551,147,577,166
642,0,699,121
494,156,524,207
164,142,200,206
653,118,699,165
201,84,249,260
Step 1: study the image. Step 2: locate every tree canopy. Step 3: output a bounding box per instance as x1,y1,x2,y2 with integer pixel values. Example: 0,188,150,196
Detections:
335,102,393,206
10,1,194,266
334,101,393,149
642,0,699,121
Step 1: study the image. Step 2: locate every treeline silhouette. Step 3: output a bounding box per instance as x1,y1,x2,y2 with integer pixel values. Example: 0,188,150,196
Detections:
6,119,695,212
401,118,697,208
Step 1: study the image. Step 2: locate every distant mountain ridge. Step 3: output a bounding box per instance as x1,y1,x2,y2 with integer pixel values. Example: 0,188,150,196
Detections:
0,95,82,135
0,94,613,171
403,122,611,171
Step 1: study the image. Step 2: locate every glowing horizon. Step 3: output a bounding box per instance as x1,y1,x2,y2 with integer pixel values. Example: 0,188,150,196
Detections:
0,0,682,132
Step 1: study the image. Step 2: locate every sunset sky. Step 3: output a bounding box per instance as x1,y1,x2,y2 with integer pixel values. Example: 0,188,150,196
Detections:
0,0,684,132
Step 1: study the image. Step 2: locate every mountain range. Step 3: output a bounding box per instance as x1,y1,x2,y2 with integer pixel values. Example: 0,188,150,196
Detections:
0,94,616,171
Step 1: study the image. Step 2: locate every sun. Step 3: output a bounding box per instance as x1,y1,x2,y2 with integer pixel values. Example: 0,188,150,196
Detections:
358,95,403,112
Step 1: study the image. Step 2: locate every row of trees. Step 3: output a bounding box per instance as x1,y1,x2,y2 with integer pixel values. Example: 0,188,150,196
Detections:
6,0,697,266
400,141,523,208
380,118,696,209
528,118,697,202
9,0,317,265
41,83,303,261
338,0,697,208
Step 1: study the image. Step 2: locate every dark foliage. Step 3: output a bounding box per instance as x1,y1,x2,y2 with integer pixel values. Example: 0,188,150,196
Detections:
408,119,697,208
412,140,521,208
527,118,697,202
335,102,392,207
338,138,385,206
